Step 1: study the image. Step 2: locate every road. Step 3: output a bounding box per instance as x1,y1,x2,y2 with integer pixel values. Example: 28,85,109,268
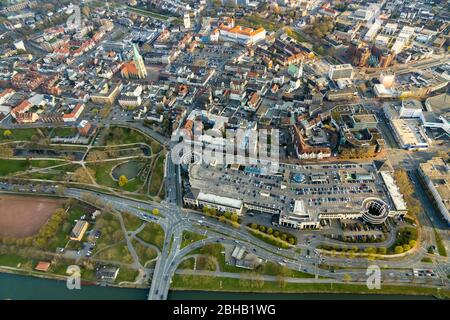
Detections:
1,172,448,299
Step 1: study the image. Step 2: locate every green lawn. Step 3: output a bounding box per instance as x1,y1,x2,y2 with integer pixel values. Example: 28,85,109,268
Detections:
178,257,195,270
0,159,67,177
181,231,207,249
171,275,450,298
258,261,315,279
0,159,30,176
0,253,28,268
236,14,281,32
94,213,125,252
115,267,139,283
88,161,118,188
104,126,159,147
95,242,134,264
149,153,165,196
151,141,163,154
136,222,165,250
285,27,308,43
51,127,77,138
122,212,144,231
0,128,39,142
131,238,158,265
25,163,82,181
434,229,447,257
126,6,170,21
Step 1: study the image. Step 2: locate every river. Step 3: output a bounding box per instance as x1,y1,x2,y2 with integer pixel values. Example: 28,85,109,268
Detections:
0,272,436,300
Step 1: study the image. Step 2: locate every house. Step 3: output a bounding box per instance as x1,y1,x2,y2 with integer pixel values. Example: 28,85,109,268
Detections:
63,103,84,123
35,261,51,272
70,220,89,241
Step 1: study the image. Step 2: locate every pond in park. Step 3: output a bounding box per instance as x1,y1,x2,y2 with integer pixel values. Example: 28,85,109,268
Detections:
111,160,145,181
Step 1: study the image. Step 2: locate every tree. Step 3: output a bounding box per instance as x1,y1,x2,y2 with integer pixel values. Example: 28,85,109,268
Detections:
403,244,411,252
250,223,258,229
409,240,417,248
364,247,376,254
343,273,352,282
287,237,295,245
73,167,94,184
56,184,67,197
118,175,128,187
152,208,159,216
394,170,413,196
87,150,107,162
394,246,404,254
3,130,12,138
82,6,90,17
276,275,286,288
230,213,238,222
259,225,266,233
266,227,273,235
0,145,13,158
378,247,387,255
30,134,40,143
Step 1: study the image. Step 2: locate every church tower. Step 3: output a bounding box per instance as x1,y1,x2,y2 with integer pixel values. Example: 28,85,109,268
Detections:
133,44,147,79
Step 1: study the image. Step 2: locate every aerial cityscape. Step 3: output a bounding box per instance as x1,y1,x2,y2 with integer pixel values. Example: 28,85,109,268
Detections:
0,0,449,302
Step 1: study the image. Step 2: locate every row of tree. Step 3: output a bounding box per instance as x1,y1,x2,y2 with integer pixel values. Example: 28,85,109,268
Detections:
202,206,240,228
249,223,297,245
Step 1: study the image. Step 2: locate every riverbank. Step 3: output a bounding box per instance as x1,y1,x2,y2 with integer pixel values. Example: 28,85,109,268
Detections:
1,270,448,300
170,274,450,299
0,272,148,300
0,267,146,290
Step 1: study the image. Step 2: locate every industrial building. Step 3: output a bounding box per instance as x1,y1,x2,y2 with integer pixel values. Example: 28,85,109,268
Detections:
418,157,450,226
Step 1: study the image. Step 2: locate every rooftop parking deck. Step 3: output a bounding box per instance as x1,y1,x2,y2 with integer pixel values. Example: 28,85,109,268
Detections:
188,161,399,219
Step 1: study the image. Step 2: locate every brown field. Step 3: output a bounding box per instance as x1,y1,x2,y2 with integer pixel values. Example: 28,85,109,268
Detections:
0,195,66,238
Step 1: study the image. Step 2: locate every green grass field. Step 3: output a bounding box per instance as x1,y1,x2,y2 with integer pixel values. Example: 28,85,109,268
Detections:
434,229,447,257
115,267,139,283
136,222,165,250
0,159,67,176
122,212,144,231
149,153,165,196
104,126,159,147
181,231,207,249
0,128,39,142
131,238,158,265
0,253,28,268
126,6,170,21
171,274,450,298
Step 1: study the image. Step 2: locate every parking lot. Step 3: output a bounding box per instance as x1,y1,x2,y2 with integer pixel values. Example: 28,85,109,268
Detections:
189,161,395,219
